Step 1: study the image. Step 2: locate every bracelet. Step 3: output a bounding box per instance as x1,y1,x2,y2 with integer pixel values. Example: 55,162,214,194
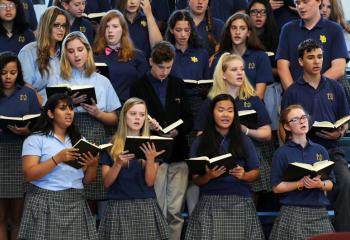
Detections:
51,156,58,166
296,181,303,191
245,128,249,136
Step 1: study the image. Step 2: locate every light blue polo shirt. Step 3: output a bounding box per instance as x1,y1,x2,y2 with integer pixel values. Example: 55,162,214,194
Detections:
22,132,84,191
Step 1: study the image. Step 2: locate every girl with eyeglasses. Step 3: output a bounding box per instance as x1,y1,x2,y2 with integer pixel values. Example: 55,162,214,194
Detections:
18,6,70,102
0,0,35,54
53,0,94,44
210,13,273,100
18,93,99,240
269,104,335,240
0,52,40,240
93,9,148,104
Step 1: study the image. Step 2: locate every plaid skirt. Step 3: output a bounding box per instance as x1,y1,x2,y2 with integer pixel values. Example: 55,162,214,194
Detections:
0,137,25,198
269,205,334,240
18,184,98,240
75,113,108,200
184,194,265,240
251,139,276,192
98,198,169,240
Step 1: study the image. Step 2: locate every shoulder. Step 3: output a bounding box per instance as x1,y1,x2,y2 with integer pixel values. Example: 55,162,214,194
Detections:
19,41,37,55
322,19,344,32
212,17,224,28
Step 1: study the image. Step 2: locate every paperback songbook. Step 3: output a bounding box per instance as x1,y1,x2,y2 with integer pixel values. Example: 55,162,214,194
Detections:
186,153,236,176
238,110,258,129
183,79,214,86
95,62,110,79
46,84,97,105
147,115,183,134
282,160,335,182
82,12,106,22
65,139,112,169
124,135,173,160
0,114,40,128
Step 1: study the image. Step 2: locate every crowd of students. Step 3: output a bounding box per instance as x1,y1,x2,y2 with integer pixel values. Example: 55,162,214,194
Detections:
1,0,350,239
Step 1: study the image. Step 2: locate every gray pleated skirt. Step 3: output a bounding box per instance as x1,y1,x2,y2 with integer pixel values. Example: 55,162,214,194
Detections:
184,194,265,240
269,205,334,240
0,137,25,198
18,184,98,240
251,139,275,192
98,198,169,240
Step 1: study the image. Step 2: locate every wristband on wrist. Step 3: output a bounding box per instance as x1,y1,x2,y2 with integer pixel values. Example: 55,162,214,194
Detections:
52,156,58,166
296,180,303,191
245,128,249,136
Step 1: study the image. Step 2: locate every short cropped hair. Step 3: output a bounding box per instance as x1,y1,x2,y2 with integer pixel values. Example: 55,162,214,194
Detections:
297,39,323,59
150,41,176,64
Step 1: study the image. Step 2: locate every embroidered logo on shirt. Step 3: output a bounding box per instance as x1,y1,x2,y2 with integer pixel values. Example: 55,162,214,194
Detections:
175,98,181,103
22,2,28,9
327,93,334,101
140,20,147,27
243,101,251,108
316,153,324,162
80,26,86,33
20,94,27,101
191,56,199,63
18,36,25,43
248,62,255,70
320,35,327,43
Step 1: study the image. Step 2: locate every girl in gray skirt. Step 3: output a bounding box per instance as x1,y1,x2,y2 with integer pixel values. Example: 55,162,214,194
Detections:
270,104,335,240
98,97,168,239
19,93,99,240
185,94,264,240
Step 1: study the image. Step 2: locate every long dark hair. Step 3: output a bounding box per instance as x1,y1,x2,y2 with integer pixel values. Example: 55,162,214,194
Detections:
218,12,265,54
248,0,279,52
0,0,30,35
165,10,203,49
0,51,24,94
30,93,81,145
196,94,246,159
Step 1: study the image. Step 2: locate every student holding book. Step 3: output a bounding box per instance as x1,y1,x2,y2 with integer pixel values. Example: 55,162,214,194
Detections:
19,93,98,240
129,41,193,240
54,0,94,44
185,93,264,240
115,0,163,58
93,9,148,104
281,39,350,231
270,104,334,239
0,0,35,54
18,6,70,99
48,31,121,212
0,52,40,240
194,53,272,207
165,10,209,115
98,97,168,239
210,13,273,100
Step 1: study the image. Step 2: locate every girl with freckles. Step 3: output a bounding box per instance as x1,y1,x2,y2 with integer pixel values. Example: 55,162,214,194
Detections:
185,93,264,240
98,97,168,240
48,31,121,209
269,104,335,240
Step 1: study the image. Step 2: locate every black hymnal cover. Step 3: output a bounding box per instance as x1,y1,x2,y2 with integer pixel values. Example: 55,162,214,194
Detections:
95,62,110,79
238,110,258,129
309,115,350,135
186,153,237,176
0,114,40,128
65,139,112,169
82,12,106,22
282,160,335,182
46,84,97,105
124,136,173,160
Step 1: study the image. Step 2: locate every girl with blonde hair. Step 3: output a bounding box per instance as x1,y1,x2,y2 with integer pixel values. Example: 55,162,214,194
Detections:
99,97,168,239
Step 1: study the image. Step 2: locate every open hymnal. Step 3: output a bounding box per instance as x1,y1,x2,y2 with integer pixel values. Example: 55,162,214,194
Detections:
0,114,40,128
282,160,335,181
238,109,257,129
46,84,97,105
147,115,183,134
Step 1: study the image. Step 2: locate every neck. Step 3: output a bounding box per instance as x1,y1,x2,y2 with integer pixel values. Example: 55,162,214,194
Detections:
2,21,13,33
125,11,137,23
226,84,240,98
190,12,205,26
256,27,264,36
232,44,246,56
127,129,140,136
53,126,67,142
175,43,188,53
303,72,321,89
69,15,75,25
3,86,15,96
215,126,229,136
304,14,321,30
107,42,121,49
49,43,57,57
291,134,308,148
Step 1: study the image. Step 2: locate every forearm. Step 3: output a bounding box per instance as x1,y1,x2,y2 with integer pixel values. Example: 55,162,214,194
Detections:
272,180,302,193
255,83,266,100
23,157,57,182
323,59,346,80
192,174,211,186
102,163,122,188
145,14,163,47
241,169,259,182
144,161,158,186
83,164,98,184
245,125,272,141
95,111,118,126
277,60,294,90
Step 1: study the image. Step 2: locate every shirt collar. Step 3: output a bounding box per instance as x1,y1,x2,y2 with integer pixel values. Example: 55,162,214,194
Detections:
147,71,168,84
285,139,316,149
299,15,324,30
296,75,326,88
